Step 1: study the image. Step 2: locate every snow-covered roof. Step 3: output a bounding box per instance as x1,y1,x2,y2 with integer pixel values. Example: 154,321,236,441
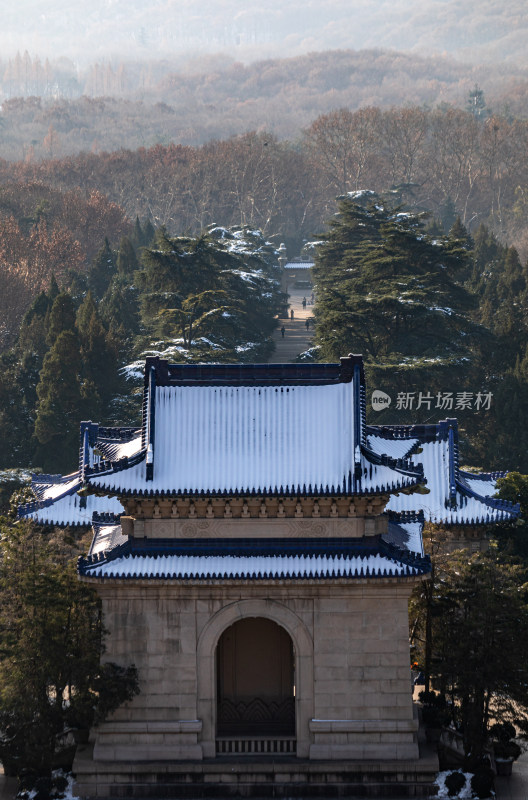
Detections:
78,537,431,581
366,434,418,461
368,421,519,525
384,512,424,556
89,514,128,556
95,431,143,462
84,357,423,498
19,473,124,526
284,261,314,270
18,424,139,526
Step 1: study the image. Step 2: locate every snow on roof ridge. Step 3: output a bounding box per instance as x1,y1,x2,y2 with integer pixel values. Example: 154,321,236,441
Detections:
80,551,429,581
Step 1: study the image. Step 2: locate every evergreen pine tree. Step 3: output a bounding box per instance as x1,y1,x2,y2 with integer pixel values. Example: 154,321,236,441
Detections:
34,329,85,472
46,292,76,347
87,238,117,301
449,217,473,249
117,236,139,276
0,521,139,779
18,291,51,356
313,193,481,362
100,278,141,358
48,274,60,304
143,219,155,247
312,192,493,428
439,196,457,232
0,352,34,467
467,84,487,118
76,292,119,414
136,227,283,362
132,216,143,248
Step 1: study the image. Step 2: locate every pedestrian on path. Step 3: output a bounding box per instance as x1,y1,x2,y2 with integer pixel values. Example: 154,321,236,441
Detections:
290,308,294,320
281,325,285,338
305,318,310,330
302,297,307,309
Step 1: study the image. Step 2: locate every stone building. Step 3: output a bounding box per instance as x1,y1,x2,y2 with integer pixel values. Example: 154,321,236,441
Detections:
20,356,518,797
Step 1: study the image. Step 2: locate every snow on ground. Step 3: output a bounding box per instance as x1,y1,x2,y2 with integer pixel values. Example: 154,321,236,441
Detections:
0,468,32,484
434,770,494,799
16,770,79,800
235,342,258,353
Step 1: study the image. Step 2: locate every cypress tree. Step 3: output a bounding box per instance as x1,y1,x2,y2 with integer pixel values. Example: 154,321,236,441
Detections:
46,292,76,347
100,278,141,357
117,236,139,276
48,274,60,305
34,329,84,472
87,238,116,301
143,219,155,247
0,351,34,468
76,292,118,413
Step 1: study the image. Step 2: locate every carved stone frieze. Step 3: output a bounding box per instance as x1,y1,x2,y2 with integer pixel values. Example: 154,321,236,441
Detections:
122,516,390,539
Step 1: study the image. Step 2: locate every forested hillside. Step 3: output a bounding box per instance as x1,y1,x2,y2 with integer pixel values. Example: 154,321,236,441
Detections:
3,103,528,258
2,49,528,159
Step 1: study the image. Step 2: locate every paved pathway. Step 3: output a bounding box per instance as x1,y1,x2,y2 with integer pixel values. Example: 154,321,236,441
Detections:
270,288,314,363
0,769,16,800
494,749,528,799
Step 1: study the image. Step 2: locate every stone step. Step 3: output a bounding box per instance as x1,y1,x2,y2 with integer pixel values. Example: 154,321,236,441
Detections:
74,745,439,799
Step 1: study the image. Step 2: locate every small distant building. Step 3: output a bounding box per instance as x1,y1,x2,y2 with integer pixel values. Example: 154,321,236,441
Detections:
20,356,518,798
278,244,314,293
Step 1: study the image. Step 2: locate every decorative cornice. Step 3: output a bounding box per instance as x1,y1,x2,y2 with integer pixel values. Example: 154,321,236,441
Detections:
121,494,390,520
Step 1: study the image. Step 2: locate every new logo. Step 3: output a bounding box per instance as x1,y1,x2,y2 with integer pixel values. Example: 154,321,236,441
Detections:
371,390,391,411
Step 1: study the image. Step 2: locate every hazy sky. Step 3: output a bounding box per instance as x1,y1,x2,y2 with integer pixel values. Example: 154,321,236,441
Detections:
2,0,527,67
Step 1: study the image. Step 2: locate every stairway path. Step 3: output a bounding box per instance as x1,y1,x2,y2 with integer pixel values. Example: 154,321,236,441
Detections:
270,288,314,363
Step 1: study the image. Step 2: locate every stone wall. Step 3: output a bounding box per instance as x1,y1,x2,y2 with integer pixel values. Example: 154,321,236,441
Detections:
86,578,419,762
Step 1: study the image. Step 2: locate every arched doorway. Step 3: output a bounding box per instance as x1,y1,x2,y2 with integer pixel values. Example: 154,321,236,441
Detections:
216,618,295,738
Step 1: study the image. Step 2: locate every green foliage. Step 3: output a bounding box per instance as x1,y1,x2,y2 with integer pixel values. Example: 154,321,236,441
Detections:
313,193,480,363
76,292,120,412
100,276,141,357
467,84,487,118
46,293,76,348
413,550,528,762
65,662,139,731
493,473,528,559
88,238,117,301
0,224,284,469
135,226,285,363
34,329,85,471
312,193,494,440
0,520,139,780
116,236,138,276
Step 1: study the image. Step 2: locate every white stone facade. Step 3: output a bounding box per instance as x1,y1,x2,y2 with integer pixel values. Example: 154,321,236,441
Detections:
84,570,419,763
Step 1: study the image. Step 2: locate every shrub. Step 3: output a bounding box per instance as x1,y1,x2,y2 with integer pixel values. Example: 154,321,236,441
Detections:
470,765,494,799
444,770,466,797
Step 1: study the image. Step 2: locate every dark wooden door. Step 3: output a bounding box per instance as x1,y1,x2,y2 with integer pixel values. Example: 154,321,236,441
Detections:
216,618,295,736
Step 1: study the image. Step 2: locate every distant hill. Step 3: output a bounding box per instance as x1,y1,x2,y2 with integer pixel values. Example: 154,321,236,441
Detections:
2,0,528,68
2,49,528,161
